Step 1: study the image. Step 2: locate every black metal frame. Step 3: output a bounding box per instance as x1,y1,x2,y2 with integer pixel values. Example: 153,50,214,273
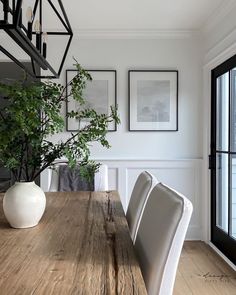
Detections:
211,54,236,265
65,69,117,132
0,0,73,78
128,70,178,132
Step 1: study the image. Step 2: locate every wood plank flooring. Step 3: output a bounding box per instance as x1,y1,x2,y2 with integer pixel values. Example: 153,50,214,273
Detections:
174,241,236,295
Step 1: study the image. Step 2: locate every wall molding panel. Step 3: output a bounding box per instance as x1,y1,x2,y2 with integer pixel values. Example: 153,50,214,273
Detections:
100,159,202,240
41,158,203,240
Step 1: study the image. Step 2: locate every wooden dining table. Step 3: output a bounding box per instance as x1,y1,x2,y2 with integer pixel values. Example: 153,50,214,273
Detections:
0,191,147,295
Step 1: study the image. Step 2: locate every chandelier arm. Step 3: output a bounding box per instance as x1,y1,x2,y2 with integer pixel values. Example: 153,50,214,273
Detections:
0,0,73,79
47,0,70,32
31,58,37,77
5,29,47,69
57,33,73,77
32,0,40,23
14,0,23,25
20,24,28,35
0,45,35,78
57,0,73,32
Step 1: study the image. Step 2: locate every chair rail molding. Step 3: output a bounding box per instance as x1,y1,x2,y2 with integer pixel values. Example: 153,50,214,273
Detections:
41,158,203,240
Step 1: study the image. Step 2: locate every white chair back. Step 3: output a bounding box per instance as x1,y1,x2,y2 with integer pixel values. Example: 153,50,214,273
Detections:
126,171,158,242
49,161,108,192
94,163,108,191
134,183,193,295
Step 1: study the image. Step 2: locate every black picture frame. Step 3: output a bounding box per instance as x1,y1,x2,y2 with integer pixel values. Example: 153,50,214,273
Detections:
128,70,178,131
66,69,117,132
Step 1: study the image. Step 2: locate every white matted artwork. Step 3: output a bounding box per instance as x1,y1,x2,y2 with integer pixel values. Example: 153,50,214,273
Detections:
129,70,178,131
66,70,117,131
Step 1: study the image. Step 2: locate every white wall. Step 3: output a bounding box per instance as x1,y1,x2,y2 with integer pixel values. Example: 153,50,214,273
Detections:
0,30,204,161
1,1,236,247
37,34,204,240
49,36,203,160
0,27,204,239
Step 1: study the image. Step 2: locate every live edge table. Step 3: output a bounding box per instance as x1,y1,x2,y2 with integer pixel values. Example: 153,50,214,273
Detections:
0,191,147,295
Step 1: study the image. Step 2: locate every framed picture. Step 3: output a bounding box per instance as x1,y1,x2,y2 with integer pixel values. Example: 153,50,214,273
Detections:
66,70,117,131
128,70,178,131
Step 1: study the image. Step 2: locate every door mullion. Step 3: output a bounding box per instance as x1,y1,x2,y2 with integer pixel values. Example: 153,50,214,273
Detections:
211,69,217,238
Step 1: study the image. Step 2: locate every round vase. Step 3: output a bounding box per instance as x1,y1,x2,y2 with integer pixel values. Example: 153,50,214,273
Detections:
3,181,46,229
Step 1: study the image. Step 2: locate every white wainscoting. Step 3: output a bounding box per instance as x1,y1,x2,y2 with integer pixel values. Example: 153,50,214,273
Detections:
41,158,203,240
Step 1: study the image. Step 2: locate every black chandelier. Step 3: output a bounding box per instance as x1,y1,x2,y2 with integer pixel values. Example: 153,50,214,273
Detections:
0,0,73,78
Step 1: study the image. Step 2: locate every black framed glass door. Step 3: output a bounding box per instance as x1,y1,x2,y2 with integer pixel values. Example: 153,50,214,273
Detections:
211,54,236,264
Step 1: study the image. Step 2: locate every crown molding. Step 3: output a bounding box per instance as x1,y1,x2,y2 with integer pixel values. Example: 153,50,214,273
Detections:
202,0,236,33
204,29,236,68
75,29,197,40
0,27,197,40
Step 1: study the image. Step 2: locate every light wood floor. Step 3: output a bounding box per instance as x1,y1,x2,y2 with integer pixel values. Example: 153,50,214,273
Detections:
173,241,236,295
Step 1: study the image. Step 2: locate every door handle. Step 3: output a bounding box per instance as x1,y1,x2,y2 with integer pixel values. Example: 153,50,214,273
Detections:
208,154,215,170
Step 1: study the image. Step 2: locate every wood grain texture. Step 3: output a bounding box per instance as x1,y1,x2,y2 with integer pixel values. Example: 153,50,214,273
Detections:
0,191,147,295
174,241,236,295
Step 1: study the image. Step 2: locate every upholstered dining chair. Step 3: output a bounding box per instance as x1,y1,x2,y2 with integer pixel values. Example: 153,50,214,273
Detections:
134,183,193,295
126,171,158,242
49,161,108,192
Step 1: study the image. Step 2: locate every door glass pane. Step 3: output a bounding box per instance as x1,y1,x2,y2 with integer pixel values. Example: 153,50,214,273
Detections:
216,72,229,151
231,155,236,239
231,68,236,239
216,153,228,233
231,68,236,152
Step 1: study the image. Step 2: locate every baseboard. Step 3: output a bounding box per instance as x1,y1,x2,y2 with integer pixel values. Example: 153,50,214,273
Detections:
208,242,236,271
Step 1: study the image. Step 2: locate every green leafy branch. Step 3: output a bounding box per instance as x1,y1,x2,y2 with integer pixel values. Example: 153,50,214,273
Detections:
0,62,120,182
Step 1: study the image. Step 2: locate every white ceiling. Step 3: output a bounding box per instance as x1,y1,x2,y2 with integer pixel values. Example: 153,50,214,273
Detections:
63,0,228,31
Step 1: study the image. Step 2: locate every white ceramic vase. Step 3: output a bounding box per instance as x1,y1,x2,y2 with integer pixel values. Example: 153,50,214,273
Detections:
3,181,46,229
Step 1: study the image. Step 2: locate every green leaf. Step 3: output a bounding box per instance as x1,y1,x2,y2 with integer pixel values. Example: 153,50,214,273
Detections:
0,61,120,182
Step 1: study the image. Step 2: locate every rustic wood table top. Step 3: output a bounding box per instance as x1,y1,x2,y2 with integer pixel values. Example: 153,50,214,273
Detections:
0,191,147,295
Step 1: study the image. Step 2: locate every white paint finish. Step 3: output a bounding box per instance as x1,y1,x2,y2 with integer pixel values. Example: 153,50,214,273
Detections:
40,159,202,239
107,168,118,191
12,1,233,40
76,29,195,40
202,0,236,33
127,167,199,227
61,0,224,31
203,3,236,63
100,158,202,240
103,159,203,240
48,36,203,160
21,0,232,35
40,169,52,192
38,33,203,236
